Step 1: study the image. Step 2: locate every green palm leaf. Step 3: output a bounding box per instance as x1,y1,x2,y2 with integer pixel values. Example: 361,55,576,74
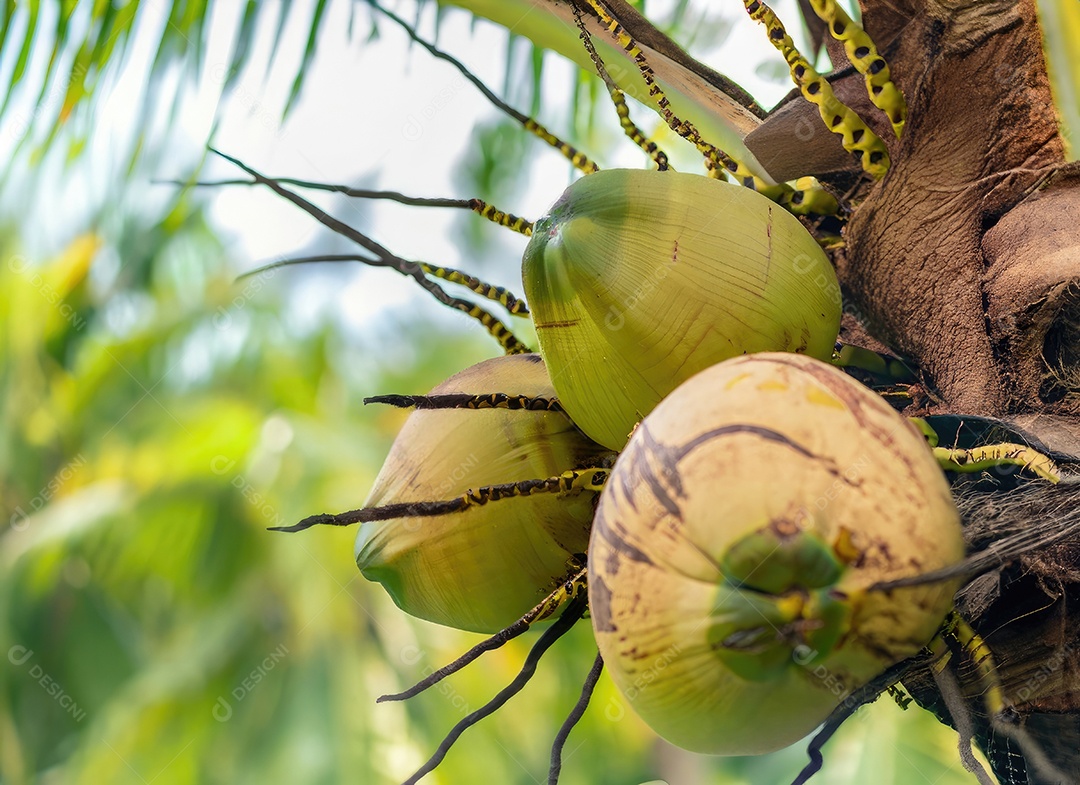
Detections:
0,0,334,163
1040,0,1080,157
2,0,1076,170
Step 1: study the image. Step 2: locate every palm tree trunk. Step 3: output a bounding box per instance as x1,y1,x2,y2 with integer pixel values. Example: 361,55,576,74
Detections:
842,0,1075,418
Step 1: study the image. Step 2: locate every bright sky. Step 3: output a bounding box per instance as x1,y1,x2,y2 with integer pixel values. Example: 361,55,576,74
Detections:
199,0,816,339
200,0,810,247
2,0,823,343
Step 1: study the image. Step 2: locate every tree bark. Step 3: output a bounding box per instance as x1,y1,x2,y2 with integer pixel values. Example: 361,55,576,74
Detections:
841,0,1073,416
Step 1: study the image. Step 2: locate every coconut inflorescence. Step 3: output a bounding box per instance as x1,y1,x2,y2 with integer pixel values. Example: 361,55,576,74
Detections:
588,353,966,755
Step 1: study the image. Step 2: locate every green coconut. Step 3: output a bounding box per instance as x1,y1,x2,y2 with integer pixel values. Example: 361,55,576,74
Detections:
522,168,842,450
356,354,611,633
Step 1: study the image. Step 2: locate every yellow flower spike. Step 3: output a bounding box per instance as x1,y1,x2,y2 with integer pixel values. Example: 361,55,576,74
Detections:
932,443,1062,483
571,3,670,171
589,353,965,755
911,416,1063,482
417,262,530,316
522,168,842,451
583,0,808,205
782,176,840,216
743,0,891,179
806,0,907,137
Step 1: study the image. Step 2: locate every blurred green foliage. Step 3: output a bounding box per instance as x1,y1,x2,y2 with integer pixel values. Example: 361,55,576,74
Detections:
0,1,336,169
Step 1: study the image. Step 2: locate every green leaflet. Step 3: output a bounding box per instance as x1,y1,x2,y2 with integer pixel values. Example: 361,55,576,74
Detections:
1039,0,1080,158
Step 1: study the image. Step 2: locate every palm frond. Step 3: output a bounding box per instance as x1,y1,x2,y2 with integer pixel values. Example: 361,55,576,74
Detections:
0,0,336,164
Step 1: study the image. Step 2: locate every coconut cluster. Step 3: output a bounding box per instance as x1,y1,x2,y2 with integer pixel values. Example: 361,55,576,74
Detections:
351,170,964,756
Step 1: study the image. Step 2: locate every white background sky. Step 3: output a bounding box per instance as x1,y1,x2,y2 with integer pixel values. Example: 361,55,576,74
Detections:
2,0,826,343
199,0,817,337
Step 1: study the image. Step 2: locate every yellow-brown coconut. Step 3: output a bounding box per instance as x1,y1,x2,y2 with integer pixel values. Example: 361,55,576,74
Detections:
589,352,964,754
